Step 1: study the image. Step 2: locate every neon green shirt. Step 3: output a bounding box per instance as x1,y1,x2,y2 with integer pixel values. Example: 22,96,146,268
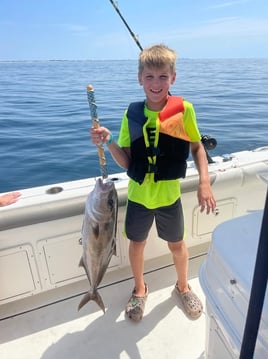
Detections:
118,100,201,209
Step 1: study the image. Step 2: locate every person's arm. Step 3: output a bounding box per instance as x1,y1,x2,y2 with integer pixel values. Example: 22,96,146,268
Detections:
90,127,131,169
191,141,216,214
0,192,21,207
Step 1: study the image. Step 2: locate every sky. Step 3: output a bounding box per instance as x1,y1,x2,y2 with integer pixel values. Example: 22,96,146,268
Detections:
0,0,268,61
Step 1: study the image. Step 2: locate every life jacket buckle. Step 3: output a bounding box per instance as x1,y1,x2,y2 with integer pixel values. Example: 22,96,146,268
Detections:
148,164,158,173
146,146,160,157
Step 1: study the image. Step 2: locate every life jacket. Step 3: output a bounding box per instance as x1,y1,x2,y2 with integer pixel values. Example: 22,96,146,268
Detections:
126,96,190,184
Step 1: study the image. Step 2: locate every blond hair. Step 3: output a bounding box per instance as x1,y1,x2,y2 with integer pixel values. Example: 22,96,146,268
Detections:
138,44,177,74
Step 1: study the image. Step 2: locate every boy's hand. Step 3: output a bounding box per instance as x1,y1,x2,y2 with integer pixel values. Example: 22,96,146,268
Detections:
197,183,216,214
90,127,111,145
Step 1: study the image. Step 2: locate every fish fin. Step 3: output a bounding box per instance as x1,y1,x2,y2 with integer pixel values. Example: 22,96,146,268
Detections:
112,238,117,256
78,290,105,313
79,256,85,268
79,257,92,286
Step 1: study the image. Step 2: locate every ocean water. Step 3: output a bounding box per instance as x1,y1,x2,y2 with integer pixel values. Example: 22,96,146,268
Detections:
0,58,267,193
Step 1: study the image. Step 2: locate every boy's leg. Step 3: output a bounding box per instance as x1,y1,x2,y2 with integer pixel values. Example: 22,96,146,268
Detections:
129,240,147,296
155,199,203,318
155,198,188,291
168,240,189,292
125,200,153,321
168,240,203,318
125,240,148,321
125,199,153,294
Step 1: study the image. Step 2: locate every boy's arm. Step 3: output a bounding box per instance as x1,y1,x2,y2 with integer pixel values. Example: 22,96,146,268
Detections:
107,142,130,170
190,141,216,214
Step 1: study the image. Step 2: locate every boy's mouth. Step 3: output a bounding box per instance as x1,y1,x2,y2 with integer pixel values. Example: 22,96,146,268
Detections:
150,88,162,94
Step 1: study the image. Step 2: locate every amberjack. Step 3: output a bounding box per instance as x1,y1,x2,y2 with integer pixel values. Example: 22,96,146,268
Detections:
78,178,118,312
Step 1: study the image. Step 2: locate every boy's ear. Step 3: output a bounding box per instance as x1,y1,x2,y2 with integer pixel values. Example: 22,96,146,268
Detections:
171,72,176,84
138,73,142,85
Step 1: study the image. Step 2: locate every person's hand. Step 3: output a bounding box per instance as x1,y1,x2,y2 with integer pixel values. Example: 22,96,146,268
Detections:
90,126,111,145
0,192,21,207
197,183,216,214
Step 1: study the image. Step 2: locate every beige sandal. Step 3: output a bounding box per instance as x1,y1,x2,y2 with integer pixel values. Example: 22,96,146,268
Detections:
175,283,203,319
125,284,148,321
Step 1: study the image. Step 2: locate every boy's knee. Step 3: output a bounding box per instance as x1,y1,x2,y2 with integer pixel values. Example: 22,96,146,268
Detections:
129,239,147,249
168,239,185,252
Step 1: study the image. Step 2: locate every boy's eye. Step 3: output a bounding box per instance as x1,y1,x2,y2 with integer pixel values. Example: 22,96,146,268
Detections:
145,75,168,80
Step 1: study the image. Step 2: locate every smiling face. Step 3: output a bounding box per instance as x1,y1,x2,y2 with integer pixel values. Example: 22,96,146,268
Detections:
138,65,176,111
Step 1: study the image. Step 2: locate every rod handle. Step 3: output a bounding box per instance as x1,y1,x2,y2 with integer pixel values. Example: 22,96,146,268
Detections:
86,85,108,179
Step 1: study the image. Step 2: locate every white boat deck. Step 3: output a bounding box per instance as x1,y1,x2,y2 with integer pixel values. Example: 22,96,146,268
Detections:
0,256,206,359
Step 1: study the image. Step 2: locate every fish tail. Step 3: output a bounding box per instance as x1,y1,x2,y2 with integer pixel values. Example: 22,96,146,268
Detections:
78,290,105,313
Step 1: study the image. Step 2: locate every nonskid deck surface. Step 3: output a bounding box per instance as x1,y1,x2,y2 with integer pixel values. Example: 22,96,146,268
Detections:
0,257,206,359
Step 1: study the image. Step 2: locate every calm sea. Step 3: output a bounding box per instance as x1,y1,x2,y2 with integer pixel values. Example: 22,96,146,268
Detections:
0,59,267,193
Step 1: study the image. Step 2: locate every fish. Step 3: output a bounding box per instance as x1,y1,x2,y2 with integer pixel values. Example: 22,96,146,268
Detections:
78,177,118,312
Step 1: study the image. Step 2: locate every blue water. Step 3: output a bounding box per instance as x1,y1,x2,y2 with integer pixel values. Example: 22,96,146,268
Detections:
1,59,267,192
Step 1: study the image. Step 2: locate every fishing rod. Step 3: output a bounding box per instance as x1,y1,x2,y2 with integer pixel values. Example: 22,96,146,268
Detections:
108,0,143,51
86,85,108,179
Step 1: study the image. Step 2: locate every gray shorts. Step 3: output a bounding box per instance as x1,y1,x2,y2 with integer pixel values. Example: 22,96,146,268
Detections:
125,198,184,242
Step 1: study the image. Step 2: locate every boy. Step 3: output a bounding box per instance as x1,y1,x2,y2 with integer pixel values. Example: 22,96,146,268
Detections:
90,44,216,321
